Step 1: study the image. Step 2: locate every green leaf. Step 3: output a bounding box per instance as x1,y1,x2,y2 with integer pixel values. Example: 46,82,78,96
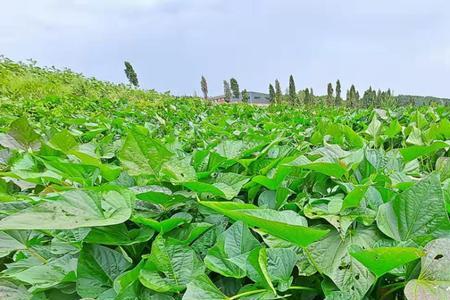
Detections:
160,157,197,183
405,238,450,300
285,155,347,178
205,221,260,278
246,247,276,294
349,246,424,277
0,231,29,257
376,174,450,243
342,185,369,210
132,212,191,233
214,140,246,160
366,115,381,140
113,260,145,298
84,224,154,245
266,248,297,291
406,127,424,146
0,117,41,151
10,254,77,291
0,280,31,300
139,235,204,293
384,119,402,138
166,222,213,245
77,244,132,298
118,128,173,177
307,228,380,298
0,187,133,230
200,201,328,248
399,141,449,162
184,173,249,200
405,280,450,300
48,129,78,152
135,185,191,208
183,274,228,300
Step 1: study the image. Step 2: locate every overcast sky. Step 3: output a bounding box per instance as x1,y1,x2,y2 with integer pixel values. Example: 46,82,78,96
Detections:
2,0,450,97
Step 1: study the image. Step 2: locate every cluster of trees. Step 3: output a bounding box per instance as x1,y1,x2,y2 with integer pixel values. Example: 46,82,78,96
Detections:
267,76,395,108
201,77,242,102
123,61,396,108
221,78,242,102
200,72,396,108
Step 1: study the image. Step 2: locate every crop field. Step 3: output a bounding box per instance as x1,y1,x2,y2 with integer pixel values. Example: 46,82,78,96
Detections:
0,61,450,300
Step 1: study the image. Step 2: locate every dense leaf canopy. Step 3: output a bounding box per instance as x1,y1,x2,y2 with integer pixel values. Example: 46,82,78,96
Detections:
0,59,450,300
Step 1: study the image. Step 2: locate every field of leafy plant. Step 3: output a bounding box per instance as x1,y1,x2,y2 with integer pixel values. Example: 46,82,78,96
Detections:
1,61,450,300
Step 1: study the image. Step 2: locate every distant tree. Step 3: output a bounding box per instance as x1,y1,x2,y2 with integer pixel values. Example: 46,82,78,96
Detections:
288,75,297,104
200,76,208,99
348,84,358,108
223,80,232,102
379,89,395,107
327,82,334,106
241,89,249,103
275,79,282,104
124,61,139,87
335,80,342,106
362,86,377,107
230,78,240,98
376,89,382,107
304,88,311,106
268,84,275,104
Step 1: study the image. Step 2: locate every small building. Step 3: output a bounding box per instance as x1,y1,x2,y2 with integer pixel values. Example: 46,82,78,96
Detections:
211,91,271,105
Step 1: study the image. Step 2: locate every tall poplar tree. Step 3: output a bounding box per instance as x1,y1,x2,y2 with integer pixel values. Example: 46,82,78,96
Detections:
269,84,275,104
327,82,334,106
223,80,232,102
304,88,311,106
335,80,342,106
124,61,139,87
275,79,282,104
230,78,240,98
200,76,208,99
241,89,249,103
349,84,357,108
288,75,297,104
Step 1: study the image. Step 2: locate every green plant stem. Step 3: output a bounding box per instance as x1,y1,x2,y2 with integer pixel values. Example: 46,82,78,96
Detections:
379,282,406,300
229,286,318,300
229,289,267,300
27,248,48,264
288,285,318,292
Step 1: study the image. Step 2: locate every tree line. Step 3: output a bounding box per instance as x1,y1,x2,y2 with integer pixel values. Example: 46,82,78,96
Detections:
122,61,396,108
201,74,396,108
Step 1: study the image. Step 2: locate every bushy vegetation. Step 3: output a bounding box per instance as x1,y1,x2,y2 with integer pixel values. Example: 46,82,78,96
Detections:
0,58,449,300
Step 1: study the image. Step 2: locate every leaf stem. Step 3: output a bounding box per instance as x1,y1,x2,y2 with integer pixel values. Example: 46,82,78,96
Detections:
288,285,318,292
229,286,317,300
228,289,267,300
379,282,406,300
27,248,48,264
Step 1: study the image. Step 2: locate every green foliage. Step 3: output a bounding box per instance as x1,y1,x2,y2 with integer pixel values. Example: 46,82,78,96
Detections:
124,61,139,87
224,80,232,102
268,83,275,104
327,82,334,106
201,76,208,99
230,78,240,98
336,79,342,106
0,58,450,300
241,89,249,103
274,79,282,104
288,75,297,104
